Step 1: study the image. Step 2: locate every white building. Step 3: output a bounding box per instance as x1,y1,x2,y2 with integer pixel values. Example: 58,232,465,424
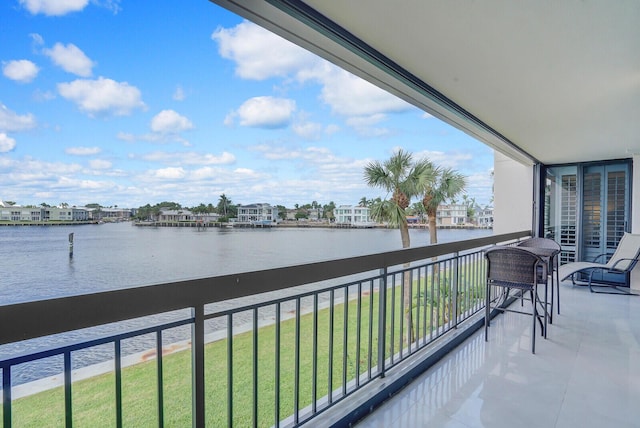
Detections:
0,206,89,222
236,203,279,225
476,206,494,228
435,204,467,226
334,205,373,227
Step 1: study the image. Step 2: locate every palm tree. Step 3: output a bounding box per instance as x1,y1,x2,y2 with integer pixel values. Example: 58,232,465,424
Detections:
217,194,230,217
364,150,433,248
421,167,467,245
364,149,435,343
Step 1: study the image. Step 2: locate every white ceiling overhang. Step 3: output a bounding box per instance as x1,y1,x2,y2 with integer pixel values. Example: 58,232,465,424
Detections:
210,0,640,166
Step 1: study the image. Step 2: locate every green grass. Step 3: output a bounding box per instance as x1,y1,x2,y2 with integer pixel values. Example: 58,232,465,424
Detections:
2,261,486,427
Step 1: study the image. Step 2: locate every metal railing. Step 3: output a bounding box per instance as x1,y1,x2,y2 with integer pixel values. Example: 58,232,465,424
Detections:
0,230,530,427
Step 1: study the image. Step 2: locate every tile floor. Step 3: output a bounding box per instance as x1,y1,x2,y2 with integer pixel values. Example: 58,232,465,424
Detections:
355,282,640,428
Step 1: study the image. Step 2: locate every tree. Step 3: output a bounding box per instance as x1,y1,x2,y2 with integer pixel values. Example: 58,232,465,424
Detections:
409,201,426,222
364,149,434,343
358,197,369,207
462,194,476,223
217,194,231,217
323,201,336,221
364,150,433,248
276,205,287,220
420,167,467,245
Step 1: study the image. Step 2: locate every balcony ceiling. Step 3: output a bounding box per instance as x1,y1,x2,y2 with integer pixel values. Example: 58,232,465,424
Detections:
211,0,640,166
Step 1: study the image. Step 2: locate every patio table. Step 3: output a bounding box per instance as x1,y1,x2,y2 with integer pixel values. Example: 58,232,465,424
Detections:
517,241,561,323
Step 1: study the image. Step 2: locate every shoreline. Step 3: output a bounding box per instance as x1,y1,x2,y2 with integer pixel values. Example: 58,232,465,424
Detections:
0,219,492,230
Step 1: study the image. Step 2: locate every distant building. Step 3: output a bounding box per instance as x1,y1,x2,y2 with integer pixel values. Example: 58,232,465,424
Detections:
237,203,279,225
285,207,324,221
334,205,373,227
435,204,467,226
476,206,494,228
87,208,133,221
0,206,89,222
158,210,194,222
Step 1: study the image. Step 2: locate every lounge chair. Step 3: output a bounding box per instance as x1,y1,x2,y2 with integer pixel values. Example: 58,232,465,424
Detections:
558,232,640,295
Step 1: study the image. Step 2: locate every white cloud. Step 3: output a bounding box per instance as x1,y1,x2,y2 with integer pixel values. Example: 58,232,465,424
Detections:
320,70,410,117
116,132,135,142
0,133,17,152
227,96,296,128
20,0,89,16
212,21,319,80
30,33,44,46
212,21,413,135
292,120,323,140
150,110,194,134
153,167,186,179
33,89,56,102
173,85,185,101
0,104,37,132
89,159,112,169
140,151,236,165
66,146,101,156
3,60,39,83
44,43,95,77
414,149,474,169
57,77,145,117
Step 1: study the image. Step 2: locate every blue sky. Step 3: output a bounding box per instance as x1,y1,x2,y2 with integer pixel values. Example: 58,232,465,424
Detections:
1,0,494,209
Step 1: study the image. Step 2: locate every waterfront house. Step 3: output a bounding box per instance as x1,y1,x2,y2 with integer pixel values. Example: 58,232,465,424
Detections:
333,204,373,227
0,206,89,222
236,203,279,225
158,209,194,222
86,207,133,221
2,2,639,427
435,203,467,227
476,205,494,228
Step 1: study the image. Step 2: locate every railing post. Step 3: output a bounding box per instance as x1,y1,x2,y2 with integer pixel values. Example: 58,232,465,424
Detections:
452,252,459,329
192,305,205,428
3,366,11,428
377,267,387,378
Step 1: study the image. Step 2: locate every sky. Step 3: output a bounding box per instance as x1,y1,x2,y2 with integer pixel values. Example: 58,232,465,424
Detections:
0,0,494,209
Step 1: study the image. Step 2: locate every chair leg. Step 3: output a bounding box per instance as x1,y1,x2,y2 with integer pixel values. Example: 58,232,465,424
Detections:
532,285,537,354
555,258,560,314
549,269,554,324
485,282,490,341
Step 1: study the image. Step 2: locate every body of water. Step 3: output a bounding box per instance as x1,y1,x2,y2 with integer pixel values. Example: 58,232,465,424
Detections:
1,222,491,384
0,222,491,304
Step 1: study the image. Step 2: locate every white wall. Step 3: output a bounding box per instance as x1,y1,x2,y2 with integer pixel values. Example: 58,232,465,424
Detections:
493,151,534,235
631,155,640,290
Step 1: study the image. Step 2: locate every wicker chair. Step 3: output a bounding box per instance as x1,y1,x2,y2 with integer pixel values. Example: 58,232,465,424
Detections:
485,246,548,353
517,237,561,320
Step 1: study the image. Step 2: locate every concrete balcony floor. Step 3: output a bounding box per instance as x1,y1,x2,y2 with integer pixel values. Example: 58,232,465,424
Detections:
356,281,640,428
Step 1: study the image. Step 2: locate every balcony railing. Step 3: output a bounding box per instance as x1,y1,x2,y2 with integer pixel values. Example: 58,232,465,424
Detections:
0,230,530,427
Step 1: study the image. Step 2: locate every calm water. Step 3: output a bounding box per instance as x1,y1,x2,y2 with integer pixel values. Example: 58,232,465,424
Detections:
0,222,491,304
1,222,491,384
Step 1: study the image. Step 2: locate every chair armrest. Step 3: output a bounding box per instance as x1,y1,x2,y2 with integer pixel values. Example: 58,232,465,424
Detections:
609,257,640,271
592,253,609,263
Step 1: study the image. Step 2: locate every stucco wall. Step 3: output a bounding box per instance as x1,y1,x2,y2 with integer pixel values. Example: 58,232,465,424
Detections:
493,151,534,235
631,155,640,290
